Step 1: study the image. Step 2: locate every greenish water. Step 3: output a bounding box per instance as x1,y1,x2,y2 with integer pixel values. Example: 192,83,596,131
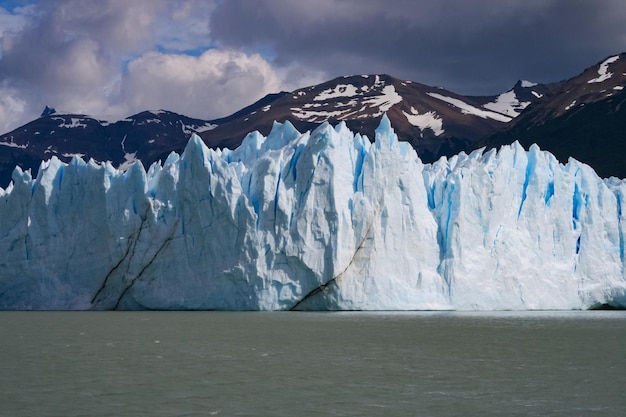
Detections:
1,311,624,417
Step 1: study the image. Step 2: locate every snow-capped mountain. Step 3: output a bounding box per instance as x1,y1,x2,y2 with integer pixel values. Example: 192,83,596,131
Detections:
0,75,546,187
468,80,549,118
1,52,625,187
200,74,546,164
1,118,624,310
480,53,626,178
0,108,217,187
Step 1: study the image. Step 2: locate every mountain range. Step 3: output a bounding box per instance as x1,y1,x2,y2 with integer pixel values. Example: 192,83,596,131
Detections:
0,53,624,186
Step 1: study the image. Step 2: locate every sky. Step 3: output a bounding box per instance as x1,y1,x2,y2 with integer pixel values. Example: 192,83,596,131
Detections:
0,0,625,133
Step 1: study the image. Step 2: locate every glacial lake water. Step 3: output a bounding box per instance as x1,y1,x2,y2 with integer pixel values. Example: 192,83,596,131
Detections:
1,311,625,417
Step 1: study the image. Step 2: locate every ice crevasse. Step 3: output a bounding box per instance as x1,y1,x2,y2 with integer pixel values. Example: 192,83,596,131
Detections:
1,115,625,310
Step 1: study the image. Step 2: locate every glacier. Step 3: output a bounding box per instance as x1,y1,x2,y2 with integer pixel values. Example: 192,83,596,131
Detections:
1,115,625,310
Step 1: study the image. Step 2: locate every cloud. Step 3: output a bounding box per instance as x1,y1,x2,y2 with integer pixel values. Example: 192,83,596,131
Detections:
0,0,165,130
153,0,215,52
209,0,626,94
0,0,284,132
115,49,284,119
0,5,30,53
1,0,626,134
0,81,26,128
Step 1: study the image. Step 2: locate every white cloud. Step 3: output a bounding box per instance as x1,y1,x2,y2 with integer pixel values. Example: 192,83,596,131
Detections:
0,82,27,132
277,64,327,92
116,49,284,119
0,0,296,133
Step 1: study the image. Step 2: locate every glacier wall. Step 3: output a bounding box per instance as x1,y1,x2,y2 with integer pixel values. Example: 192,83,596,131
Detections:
1,116,625,310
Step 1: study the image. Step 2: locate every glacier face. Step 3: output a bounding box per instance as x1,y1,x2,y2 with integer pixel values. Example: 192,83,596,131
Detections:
1,116,625,310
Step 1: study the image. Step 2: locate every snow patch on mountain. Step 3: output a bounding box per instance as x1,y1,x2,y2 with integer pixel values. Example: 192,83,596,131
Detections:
117,152,138,171
314,84,360,101
137,118,161,125
53,117,89,129
402,107,444,136
61,152,86,159
521,80,538,88
185,122,217,134
428,93,513,122
0,141,27,149
290,77,402,122
588,55,620,83
289,108,347,121
363,85,403,114
483,90,531,117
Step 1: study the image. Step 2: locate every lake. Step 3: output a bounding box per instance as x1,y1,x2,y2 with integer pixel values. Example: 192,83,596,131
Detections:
1,311,625,416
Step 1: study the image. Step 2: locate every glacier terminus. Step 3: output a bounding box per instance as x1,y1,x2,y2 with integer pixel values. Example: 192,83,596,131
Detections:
1,116,625,310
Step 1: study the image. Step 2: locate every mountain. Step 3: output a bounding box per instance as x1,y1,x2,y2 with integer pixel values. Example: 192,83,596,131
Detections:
1,118,624,310
0,109,217,187
478,53,626,178
0,75,546,187
198,74,547,163
1,53,624,187
467,79,550,117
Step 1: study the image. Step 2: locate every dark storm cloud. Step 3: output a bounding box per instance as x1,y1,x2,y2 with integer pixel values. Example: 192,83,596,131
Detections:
209,0,626,94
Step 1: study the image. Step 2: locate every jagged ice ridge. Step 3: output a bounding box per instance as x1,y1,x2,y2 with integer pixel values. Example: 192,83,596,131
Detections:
1,116,625,310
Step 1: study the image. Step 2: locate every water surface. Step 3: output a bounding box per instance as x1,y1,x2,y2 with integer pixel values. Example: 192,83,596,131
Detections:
1,311,624,416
